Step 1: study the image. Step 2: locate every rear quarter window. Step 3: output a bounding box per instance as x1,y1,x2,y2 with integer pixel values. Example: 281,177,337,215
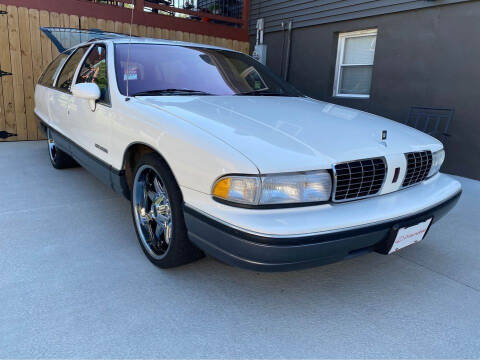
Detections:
38,50,73,87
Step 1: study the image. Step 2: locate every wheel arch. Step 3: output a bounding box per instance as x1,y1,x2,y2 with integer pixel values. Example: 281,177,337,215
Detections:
122,142,180,196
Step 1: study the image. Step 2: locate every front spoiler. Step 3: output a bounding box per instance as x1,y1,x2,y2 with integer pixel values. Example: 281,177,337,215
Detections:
184,191,461,272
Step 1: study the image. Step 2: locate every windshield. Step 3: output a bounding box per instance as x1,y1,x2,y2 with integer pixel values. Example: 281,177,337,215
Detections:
114,44,301,97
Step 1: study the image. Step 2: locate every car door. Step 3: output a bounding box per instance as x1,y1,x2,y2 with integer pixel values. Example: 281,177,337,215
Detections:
69,43,113,165
36,50,72,128
49,45,90,141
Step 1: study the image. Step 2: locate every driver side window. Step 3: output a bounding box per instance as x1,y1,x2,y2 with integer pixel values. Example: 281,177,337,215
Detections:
76,45,109,104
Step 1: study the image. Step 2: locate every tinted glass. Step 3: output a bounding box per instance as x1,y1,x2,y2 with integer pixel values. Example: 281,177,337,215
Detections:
114,44,301,96
56,46,88,91
38,49,73,87
77,45,109,103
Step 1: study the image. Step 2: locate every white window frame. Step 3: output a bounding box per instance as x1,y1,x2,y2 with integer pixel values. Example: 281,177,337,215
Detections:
333,28,377,98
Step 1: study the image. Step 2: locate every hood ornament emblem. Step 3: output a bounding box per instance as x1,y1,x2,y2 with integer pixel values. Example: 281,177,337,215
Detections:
380,130,388,147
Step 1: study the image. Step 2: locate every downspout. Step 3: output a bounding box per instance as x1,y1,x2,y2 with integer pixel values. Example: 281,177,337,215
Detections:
280,21,286,78
283,20,293,81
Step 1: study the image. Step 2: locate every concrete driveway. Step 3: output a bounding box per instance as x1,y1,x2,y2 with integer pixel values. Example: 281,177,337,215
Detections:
1,141,479,358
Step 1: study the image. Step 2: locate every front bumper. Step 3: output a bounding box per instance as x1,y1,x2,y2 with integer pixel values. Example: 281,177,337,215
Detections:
183,174,462,271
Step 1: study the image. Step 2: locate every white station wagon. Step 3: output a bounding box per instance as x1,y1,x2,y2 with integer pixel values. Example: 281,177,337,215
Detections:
34,35,462,271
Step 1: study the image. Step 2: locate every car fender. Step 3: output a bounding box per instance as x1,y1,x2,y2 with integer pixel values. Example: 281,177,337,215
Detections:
111,98,260,194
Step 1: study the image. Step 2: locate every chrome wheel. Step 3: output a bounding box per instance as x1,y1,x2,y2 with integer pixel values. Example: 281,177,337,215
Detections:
47,129,56,162
133,165,173,259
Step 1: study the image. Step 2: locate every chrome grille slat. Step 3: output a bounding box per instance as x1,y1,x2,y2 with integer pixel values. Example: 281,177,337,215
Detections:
357,161,364,198
402,151,432,187
333,157,386,202
367,160,377,196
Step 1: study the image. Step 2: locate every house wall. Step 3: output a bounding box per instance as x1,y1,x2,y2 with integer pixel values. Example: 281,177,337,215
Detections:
251,1,480,180
249,0,473,34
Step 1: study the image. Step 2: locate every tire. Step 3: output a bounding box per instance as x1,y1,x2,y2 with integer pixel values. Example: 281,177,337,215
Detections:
131,152,204,268
47,128,77,169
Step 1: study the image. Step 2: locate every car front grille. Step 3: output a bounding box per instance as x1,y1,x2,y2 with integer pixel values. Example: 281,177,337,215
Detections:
333,157,387,202
402,151,432,187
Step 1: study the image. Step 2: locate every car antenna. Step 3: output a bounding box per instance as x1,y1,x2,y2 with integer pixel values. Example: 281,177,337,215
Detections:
125,1,135,101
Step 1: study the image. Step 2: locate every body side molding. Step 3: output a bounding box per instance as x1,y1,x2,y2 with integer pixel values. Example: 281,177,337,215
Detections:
35,113,130,200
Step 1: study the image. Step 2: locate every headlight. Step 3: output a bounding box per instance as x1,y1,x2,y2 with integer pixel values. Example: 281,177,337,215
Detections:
212,171,332,206
212,176,260,205
428,149,445,178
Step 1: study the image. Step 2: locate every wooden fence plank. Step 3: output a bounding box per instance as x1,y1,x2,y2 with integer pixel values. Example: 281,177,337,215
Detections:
7,5,27,140
18,7,37,140
0,65,5,140
174,30,182,41
70,14,79,29
206,35,215,46
88,16,97,30
62,13,70,27
39,11,52,68
240,41,249,54
0,4,9,140
146,26,154,38
97,18,106,31
29,9,44,82
58,13,67,51
138,24,146,36
114,21,123,34
39,10,52,139
106,19,115,32
162,28,170,40
29,8,44,139
122,22,131,36
59,13,70,50
80,15,88,29
131,23,139,36
49,12,61,58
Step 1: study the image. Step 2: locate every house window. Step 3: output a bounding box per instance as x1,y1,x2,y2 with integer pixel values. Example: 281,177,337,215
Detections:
333,29,377,98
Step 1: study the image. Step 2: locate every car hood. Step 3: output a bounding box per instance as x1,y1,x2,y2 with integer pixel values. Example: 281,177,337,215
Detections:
137,96,441,173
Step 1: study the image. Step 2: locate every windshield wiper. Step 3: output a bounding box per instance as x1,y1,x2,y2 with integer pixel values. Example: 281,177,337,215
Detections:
131,89,213,96
235,90,291,96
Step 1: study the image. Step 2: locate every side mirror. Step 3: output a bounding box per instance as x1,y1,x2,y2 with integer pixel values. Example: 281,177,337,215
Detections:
71,83,101,111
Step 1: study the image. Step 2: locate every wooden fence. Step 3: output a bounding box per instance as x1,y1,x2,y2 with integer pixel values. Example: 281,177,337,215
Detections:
0,3,250,141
